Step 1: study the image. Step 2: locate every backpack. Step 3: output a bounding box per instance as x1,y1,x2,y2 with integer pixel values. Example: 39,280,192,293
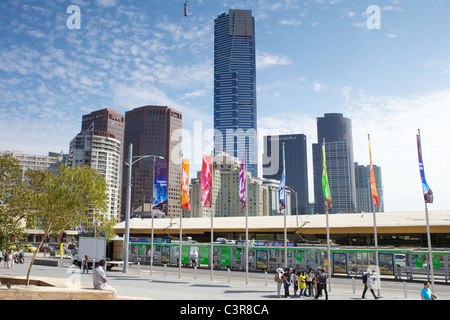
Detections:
274,273,283,283
362,273,368,284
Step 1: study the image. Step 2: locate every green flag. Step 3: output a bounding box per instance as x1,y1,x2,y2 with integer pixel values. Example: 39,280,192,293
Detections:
322,142,332,210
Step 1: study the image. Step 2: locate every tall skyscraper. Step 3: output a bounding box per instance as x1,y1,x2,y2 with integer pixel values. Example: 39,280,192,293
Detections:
121,106,182,219
355,162,384,213
262,134,309,215
214,9,258,177
312,113,357,214
69,108,125,222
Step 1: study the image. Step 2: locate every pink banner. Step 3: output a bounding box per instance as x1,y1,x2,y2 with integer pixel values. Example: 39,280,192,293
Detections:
200,155,212,207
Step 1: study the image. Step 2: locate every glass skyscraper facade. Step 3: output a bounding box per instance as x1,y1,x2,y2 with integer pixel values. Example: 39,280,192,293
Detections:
214,9,258,177
313,113,357,214
355,162,384,213
263,134,309,215
121,106,183,219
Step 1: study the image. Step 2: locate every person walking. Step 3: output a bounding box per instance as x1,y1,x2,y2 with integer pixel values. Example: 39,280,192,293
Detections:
291,269,299,296
314,268,328,300
93,259,117,298
362,270,379,299
282,268,291,298
421,281,436,300
298,271,307,297
82,255,89,274
306,268,314,297
275,267,284,298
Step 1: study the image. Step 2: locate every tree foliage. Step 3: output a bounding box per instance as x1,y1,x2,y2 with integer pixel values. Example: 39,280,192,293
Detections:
24,165,115,285
0,154,29,250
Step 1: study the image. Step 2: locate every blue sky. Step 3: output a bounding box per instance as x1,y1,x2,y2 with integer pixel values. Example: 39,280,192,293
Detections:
1,0,450,212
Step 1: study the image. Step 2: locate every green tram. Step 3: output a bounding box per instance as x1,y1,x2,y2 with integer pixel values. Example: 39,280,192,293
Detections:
127,238,450,283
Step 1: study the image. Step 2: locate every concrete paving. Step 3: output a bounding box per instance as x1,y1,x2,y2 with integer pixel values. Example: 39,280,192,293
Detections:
2,253,449,302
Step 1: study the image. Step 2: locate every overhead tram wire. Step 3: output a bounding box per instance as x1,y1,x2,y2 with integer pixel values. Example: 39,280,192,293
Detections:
148,1,189,105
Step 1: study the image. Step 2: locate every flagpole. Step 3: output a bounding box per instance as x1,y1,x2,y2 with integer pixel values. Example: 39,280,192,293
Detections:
179,156,183,279
368,134,380,295
245,148,249,285
418,129,435,291
323,138,331,292
210,152,214,282
282,143,288,270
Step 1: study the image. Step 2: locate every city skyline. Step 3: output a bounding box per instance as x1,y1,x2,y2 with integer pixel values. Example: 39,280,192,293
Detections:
1,1,449,212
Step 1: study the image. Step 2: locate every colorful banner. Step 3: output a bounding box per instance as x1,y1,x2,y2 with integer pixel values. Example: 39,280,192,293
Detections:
153,160,168,215
239,151,246,209
278,144,286,211
417,130,433,203
181,159,190,210
200,155,212,207
322,142,332,210
368,135,379,207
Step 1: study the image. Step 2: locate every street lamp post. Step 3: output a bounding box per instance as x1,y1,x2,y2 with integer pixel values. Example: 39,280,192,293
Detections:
122,143,164,273
286,186,299,228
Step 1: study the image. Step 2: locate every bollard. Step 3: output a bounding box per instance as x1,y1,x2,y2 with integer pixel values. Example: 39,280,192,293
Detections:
265,271,268,287
164,264,167,277
228,269,231,283
60,255,63,268
137,261,140,276
403,281,408,299
352,277,355,294
194,266,197,280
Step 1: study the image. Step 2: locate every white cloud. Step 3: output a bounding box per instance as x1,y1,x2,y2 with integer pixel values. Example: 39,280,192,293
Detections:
257,52,292,70
312,81,327,92
344,88,450,212
96,0,118,7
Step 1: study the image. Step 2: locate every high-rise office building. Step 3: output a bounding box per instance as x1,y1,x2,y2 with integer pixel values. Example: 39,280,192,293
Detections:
68,130,122,222
77,108,125,222
262,134,309,215
355,162,384,213
312,113,357,214
214,10,258,177
121,106,182,219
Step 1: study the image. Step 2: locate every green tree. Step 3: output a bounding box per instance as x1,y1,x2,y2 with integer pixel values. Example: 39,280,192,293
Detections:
25,165,112,285
0,154,30,250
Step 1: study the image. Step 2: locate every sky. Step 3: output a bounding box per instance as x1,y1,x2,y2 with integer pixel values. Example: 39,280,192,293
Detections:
1,0,450,213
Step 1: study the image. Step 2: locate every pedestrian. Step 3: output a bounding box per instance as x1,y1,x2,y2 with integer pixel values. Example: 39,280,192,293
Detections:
82,255,89,274
9,251,14,269
93,259,117,299
314,268,328,300
291,269,299,296
362,270,379,299
298,271,307,297
282,268,291,298
421,281,436,300
275,267,284,298
306,268,314,297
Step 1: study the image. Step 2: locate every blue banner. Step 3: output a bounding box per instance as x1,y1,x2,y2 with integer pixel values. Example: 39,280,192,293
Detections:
153,160,168,215
417,132,433,204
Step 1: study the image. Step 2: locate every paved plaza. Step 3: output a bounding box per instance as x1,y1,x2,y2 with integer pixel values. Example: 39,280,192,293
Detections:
2,253,450,302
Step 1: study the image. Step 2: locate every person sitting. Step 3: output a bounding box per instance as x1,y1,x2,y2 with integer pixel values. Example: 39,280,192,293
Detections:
93,259,117,299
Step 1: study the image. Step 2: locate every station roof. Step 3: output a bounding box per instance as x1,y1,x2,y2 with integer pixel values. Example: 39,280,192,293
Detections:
113,210,450,236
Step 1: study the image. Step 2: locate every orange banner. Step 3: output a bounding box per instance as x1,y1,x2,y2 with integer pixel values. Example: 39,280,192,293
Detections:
368,135,379,207
181,159,190,210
